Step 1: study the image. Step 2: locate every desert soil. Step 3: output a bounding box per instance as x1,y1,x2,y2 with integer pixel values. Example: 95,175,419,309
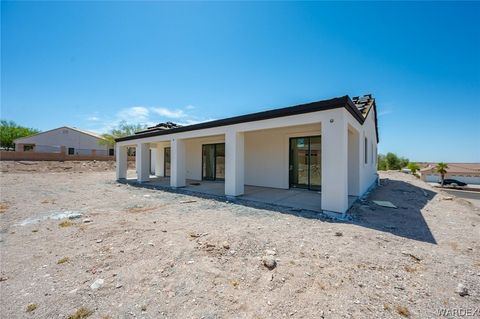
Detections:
0,161,479,318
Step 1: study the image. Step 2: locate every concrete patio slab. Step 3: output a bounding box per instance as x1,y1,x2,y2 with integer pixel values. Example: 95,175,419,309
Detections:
124,176,357,213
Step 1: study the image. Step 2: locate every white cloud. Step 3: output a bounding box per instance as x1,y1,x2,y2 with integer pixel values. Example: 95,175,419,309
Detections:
85,104,212,134
151,107,186,119
117,106,150,122
378,110,393,117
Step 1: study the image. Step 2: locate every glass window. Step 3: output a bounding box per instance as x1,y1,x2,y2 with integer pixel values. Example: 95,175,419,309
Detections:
364,137,368,164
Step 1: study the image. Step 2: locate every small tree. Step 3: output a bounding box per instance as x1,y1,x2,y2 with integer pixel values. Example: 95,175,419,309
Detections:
377,154,387,170
99,121,147,148
399,157,410,169
436,162,448,187
407,162,420,175
385,152,400,170
0,120,40,150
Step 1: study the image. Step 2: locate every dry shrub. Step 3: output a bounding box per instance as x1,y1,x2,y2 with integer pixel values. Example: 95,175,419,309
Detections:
396,305,410,317
67,307,93,319
126,206,157,214
404,265,417,273
26,303,37,312
0,202,9,213
57,257,70,264
59,220,74,228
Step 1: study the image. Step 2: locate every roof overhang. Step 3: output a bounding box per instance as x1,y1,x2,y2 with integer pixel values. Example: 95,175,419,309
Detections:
115,95,379,143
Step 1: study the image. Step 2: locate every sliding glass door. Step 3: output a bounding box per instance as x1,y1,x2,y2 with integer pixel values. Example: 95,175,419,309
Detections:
202,143,225,181
164,147,171,177
289,136,321,191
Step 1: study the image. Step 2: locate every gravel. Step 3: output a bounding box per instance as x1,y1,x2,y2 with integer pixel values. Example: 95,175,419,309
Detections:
0,161,479,318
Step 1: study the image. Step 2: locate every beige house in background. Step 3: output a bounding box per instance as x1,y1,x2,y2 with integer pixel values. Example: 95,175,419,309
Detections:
419,163,480,185
14,126,113,156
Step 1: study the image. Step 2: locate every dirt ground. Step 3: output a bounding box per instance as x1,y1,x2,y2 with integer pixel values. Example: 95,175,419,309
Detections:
0,161,479,318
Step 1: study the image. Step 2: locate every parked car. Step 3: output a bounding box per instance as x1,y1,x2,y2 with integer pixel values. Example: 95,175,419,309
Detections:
439,179,467,187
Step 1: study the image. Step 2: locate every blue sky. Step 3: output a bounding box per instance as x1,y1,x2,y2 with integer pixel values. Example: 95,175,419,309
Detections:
1,1,479,162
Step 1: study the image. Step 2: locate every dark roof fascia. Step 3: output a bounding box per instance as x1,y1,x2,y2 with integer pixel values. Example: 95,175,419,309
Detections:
344,97,367,124
116,96,353,142
115,95,377,142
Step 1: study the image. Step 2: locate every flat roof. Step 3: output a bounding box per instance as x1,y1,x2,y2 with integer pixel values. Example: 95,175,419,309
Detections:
116,95,378,142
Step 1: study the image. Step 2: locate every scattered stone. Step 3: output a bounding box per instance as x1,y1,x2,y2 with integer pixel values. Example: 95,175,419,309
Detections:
222,242,230,249
96,239,103,244
401,252,422,262
148,242,155,246
455,283,469,296
265,249,276,256
373,200,397,209
443,196,454,201
180,200,197,204
262,256,277,270
335,232,343,237
115,283,123,289
90,278,104,290
0,276,7,282
83,218,92,223
187,260,194,265
67,213,83,220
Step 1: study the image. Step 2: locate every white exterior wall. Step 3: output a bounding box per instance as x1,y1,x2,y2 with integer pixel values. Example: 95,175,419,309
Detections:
14,127,108,153
184,135,225,180
345,108,378,195
423,173,480,185
118,107,378,214
244,123,321,189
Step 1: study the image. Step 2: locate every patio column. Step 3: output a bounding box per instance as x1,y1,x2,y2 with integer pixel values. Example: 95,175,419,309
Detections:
225,129,244,197
321,112,349,214
116,144,128,180
154,143,164,177
136,142,150,183
170,138,186,187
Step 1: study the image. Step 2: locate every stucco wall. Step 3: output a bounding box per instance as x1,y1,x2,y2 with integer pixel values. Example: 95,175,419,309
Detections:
244,124,321,189
185,135,225,180
15,127,108,152
345,108,378,195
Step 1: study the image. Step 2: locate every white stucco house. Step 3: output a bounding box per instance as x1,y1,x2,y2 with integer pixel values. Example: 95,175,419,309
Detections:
14,126,113,156
115,94,379,216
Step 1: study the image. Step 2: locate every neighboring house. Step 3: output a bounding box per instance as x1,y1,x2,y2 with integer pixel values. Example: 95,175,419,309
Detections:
115,94,379,215
419,163,480,185
14,126,113,156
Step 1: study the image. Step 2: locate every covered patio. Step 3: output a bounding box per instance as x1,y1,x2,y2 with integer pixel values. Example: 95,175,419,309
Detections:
115,95,379,217
122,175,358,213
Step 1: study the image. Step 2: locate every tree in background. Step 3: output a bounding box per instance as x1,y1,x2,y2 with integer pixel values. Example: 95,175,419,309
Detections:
99,121,148,156
436,162,449,187
377,152,410,171
99,121,147,148
377,154,387,170
0,120,40,150
407,162,420,175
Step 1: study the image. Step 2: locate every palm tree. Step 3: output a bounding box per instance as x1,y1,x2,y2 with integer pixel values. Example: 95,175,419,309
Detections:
436,162,449,187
